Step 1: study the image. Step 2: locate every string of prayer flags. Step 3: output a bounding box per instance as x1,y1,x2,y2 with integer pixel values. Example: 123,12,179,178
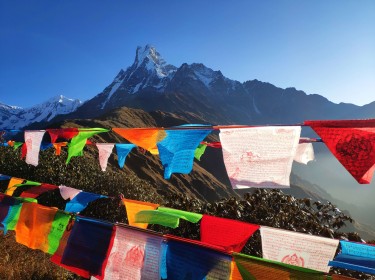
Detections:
53,142,67,155
163,237,232,280
194,143,207,161
5,177,25,195
15,202,58,252
260,226,339,273
101,225,163,280
24,130,45,166
233,253,328,280
66,128,109,164
135,210,181,229
294,143,315,164
65,191,107,213
112,128,166,155
122,199,159,229
46,128,79,143
200,215,259,253
157,207,203,223
96,143,114,171
328,240,375,275
60,216,114,279
115,143,135,168
19,183,58,199
305,119,375,184
157,128,212,179
219,126,301,189
59,185,82,201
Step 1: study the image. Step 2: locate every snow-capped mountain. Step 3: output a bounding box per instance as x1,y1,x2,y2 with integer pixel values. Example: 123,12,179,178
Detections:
0,95,82,129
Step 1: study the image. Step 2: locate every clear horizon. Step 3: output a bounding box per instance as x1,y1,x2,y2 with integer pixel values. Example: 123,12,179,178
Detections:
1,1,374,108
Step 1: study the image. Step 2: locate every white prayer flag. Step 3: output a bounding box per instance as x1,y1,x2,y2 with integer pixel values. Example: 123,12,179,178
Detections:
59,185,81,200
219,127,301,189
294,143,314,164
260,226,339,273
103,226,163,280
96,143,114,172
25,130,45,166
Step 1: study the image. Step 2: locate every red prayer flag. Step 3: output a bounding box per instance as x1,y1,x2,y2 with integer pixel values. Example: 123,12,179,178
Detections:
200,215,259,253
305,119,375,184
47,128,79,143
20,183,58,199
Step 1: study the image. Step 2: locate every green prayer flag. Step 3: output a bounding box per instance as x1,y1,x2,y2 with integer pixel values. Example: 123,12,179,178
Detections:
194,144,207,161
157,207,203,223
7,180,41,195
13,142,24,150
47,211,71,254
66,128,109,164
135,210,181,228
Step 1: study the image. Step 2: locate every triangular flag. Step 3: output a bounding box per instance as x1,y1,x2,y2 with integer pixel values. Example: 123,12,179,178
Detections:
20,183,58,199
53,142,67,155
66,128,109,164
25,130,45,166
96,143,114,171
157,128,212,179
65,191,106,213
157,207,202,223
115,143,135,168
5,177,25,195
40,142,53,151
260,226,339,272
59,185,82,200
122,199,159,229
112,128,166,155
305,119,375,183
200,215,259,253
47,128,79,143
194,144,207,161
134,210,181,228
219,127,301,189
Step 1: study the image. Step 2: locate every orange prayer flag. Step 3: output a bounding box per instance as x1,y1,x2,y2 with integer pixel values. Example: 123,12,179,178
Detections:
15,203,58,252
230,261,243,280
112,128,166,155
122,198,159,229
5,177,24,195
53,142,67,156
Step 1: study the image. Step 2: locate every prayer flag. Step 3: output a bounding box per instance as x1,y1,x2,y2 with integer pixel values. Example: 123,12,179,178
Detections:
112,128,166,155
135,210,181,229
53,142,67,155
328,240,375,275
115,143,135,168
0,174,11,180
47,211,71,254
233,253,327,280
61,217,114,278
122,199,159,229
59,185,82,200
15,203,58,252
40,142,53,151
305,119,375,183
24,130,45,166
294,143,315,164
157,207,202,223
7,180,41,197
96,143,114,171
219,127,301,189
165,238,232,280
200,215,259,253
65,191,106,213
102,226,163,280
194,144,207,161
157,128,211,179
66,128,109,164
20,183,58,199
5,177,24,195
47,128,79,143
260,226,339,273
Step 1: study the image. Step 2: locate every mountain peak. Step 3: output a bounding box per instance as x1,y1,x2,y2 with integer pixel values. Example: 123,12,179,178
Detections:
134,44,166,69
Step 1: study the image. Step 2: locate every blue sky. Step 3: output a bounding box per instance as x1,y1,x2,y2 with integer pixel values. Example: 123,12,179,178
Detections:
1,0,374,108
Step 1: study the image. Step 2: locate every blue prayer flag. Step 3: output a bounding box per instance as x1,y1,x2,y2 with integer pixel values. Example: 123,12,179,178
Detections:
65,192,106,213
115,144,135,168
